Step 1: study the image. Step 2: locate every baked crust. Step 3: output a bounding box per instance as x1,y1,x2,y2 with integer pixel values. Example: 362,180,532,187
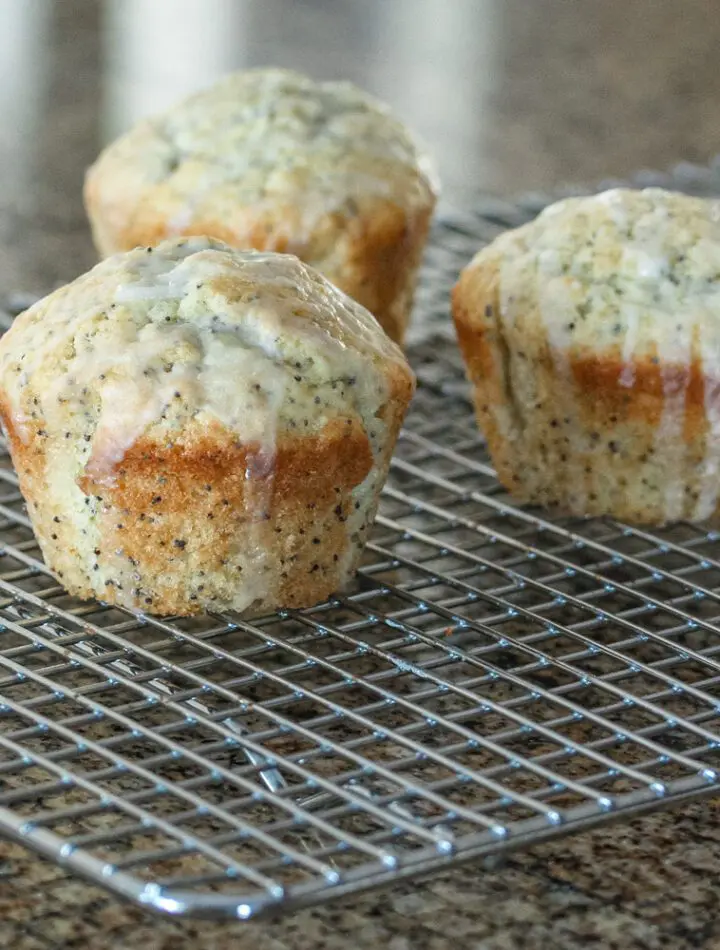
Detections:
86,193,434,348
452,189,720,525
0,238,414,614
1,411,408,616
84,69,438,344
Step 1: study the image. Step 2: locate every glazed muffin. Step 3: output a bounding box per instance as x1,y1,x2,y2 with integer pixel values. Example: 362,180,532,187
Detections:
0,237,414,615
452,187,720,525
84,68,438,345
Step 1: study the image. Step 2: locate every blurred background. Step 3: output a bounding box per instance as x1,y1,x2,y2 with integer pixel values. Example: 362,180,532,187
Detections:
0,0,719,290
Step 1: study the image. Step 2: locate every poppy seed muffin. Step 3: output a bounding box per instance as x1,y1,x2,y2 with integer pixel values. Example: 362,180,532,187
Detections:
452,188,720,525
0,237,414,615
84,68,438,345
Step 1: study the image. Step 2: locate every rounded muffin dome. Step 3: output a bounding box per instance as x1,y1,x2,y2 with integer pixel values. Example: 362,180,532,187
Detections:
84,68,438,344
0,237,414,614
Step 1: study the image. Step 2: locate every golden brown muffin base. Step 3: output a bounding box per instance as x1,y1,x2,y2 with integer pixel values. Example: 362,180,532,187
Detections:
1,391,410,615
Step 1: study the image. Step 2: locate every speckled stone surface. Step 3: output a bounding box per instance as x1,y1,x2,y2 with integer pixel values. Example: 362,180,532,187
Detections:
4,1,720,948
4,799,720,949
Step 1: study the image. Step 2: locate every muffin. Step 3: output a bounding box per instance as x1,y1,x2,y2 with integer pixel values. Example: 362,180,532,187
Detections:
0,237,414,615
84,68,438,345
452,187,720,525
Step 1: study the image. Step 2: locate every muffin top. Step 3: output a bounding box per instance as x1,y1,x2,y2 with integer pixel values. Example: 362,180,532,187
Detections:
86,68,437,237
477,188,720,367
0,237,413,483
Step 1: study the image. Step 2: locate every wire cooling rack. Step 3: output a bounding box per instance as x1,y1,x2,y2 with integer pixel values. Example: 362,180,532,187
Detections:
3,164,720,922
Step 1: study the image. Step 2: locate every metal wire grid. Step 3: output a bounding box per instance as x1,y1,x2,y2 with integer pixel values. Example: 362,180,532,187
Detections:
3,180,720,921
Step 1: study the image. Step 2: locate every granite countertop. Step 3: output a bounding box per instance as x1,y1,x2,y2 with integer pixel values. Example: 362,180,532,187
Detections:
3,1,720,947
4,799,720,950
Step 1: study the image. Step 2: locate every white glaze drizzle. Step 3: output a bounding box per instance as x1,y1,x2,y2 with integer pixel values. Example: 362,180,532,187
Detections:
694,304,720,521
618,302,640,388
696,378,720,521
653,315,692,523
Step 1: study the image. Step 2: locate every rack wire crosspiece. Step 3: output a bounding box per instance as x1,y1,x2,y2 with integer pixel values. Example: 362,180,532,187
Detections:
3,163,720,920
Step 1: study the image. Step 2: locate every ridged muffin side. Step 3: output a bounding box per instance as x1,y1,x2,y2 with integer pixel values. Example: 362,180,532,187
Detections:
452,188,720,525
